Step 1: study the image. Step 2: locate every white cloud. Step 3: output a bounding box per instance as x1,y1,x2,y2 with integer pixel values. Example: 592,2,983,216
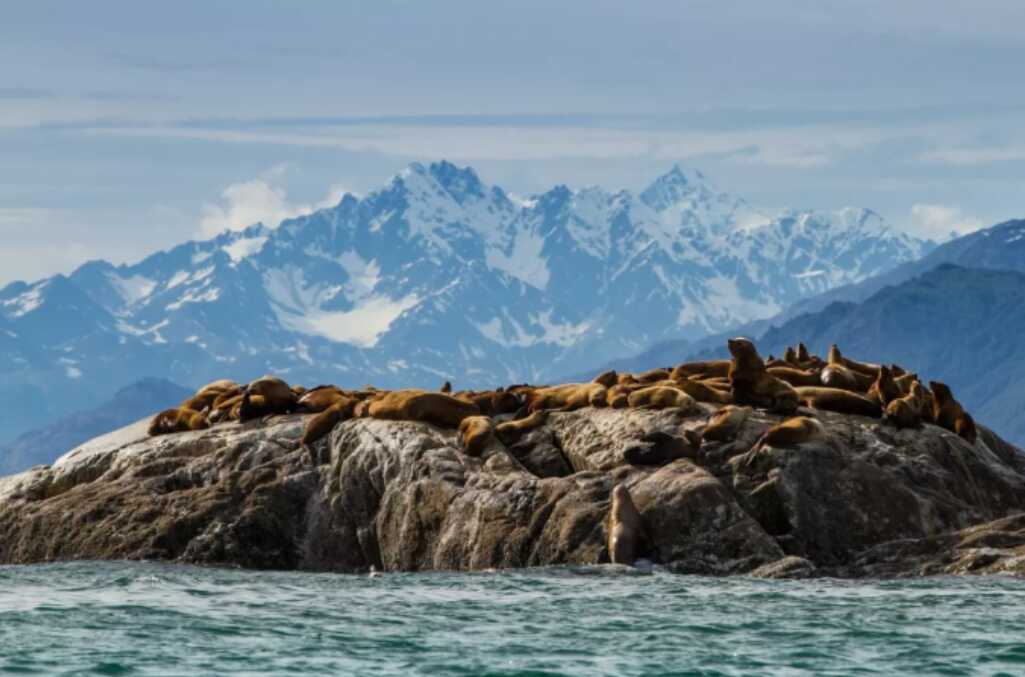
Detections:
198,168,352,237
908,204,984,240
920,147,1025,166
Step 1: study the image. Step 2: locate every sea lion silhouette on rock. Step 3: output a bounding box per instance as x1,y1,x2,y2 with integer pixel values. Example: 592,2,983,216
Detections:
930,381,977,444
592,370,619,388
867,365,902,407
607,484,644,566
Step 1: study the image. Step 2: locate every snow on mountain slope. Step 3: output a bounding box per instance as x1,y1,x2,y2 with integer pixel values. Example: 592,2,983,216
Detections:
0,160,928,441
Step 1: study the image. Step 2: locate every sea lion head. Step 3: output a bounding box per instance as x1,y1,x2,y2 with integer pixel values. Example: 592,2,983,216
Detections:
929,380,952,402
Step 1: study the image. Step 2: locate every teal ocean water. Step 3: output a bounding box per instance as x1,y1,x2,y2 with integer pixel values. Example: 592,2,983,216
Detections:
1,563,1024,676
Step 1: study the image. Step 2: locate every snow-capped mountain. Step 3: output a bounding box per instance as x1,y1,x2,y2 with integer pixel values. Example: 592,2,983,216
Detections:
0,161,927,440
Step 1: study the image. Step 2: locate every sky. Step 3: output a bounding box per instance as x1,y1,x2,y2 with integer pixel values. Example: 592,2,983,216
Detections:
1,0,1024,284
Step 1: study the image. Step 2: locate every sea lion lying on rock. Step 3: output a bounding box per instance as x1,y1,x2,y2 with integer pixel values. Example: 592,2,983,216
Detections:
794,386,882,418
757,416,825,449
368,389,480,428
670,360,730,381
148,407,210,436
527,383,607,413
301,398,357,449
494,410,548,446
626,385,696,411
701,405,750,444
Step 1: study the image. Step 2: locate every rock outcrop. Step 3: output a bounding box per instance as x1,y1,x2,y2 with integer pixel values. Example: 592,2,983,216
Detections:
1,404,1024,577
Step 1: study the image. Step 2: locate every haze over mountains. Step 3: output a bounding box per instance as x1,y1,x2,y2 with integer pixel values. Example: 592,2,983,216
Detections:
0,161,929,447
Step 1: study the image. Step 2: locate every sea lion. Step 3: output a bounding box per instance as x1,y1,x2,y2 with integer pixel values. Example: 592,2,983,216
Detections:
593,370,618,388
459,415,495,457
701,405,750,443
883,394,921,430
820,364,873,392
828,344,882,377
727,338,799,414
148,407,209,436
607,484,643,566
301,398,356,448
757,416,825,449
636,368,671,384
244,375,297,417
784,346,799,365
929,381,976,443
616,372,639,386
956,413,978,445
440,381,452,393
455,390,522,416
626,385,696,411
623,430,699,465
670,360,730,381
605,384,637,409
670,377,732,404
367,389,479,428
867,365,902,407
910,381,933,422
794,386,882,418
797,343,811,363
767,366,822,388
494,410,549,445
297,386,346,413
527,383,607,413
894,372,919,396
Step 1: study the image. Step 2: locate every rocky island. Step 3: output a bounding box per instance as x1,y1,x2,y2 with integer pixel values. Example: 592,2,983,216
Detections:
1,340,1023,578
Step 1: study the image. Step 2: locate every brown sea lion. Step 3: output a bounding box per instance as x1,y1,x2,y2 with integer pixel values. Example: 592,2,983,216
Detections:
784,346,799,365
455,390,522,416
607,484,643,566
527,383,607,413
727,338,799,414
910,381,933,423
494,410,549,445
368,389,479,428
797,343,811,363
757,416,825,449
593,370,618,388
767,366,822,388
148,407,209,436
297,386,346,413
701,405,750,443
828,344,883,377
894,372,919,396
301,398,357,448
670,377,732,404
459,415,495,457
626,386,696,411
794,386,883,418
883,394,922,430
636,368,671,383
956,413,978,445
820,364,873,392
440,381,452,394
245,375,297,416
867,365,902,407
930,381,976,443
670,360,730,381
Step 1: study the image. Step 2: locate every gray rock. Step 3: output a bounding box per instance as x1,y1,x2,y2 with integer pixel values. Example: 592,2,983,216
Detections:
1,406,1023,577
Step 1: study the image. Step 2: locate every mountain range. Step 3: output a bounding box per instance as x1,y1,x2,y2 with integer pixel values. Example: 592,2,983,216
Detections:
0,161,927,444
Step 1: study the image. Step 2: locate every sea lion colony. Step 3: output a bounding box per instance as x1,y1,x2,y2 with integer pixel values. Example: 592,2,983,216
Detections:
149,337,978,450
146,337,978,567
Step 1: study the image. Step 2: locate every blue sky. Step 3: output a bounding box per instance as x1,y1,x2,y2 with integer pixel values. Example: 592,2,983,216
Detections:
2,0,1024,284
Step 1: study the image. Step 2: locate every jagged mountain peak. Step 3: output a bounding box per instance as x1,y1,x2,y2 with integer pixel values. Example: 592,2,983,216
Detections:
0,160,933,444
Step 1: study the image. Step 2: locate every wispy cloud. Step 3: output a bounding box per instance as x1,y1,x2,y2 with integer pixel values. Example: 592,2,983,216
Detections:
920,146,1025,165
908,203,984,239
198,166,350,237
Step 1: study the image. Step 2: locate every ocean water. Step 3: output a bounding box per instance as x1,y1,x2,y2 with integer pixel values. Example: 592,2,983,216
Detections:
1,563,1024,676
